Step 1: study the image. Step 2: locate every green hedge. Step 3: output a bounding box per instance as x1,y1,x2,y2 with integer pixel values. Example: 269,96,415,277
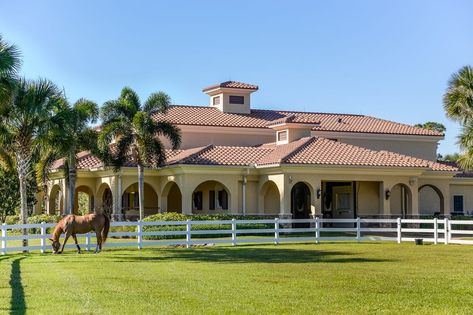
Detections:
5,214,60,233
142,213,274,240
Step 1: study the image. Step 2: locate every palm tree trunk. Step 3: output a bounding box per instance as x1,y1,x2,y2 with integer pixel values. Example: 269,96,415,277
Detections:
67,155,76,215
138,164,144,220
17,166,29,250
68,169,76,215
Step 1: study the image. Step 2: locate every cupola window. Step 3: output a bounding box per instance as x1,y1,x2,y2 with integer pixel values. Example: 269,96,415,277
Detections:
229,95,244,104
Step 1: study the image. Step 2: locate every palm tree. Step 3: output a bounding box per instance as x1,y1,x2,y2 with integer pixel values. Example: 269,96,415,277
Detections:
38,98,99,215
0,78,64,247
0,35,21,108
99,87,181,220
443,65,473,169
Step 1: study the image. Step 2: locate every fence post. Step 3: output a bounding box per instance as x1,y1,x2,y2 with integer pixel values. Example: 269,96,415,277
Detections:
274,218,279,245
397,217,402,244
137,220,143,250
86,232,91,251
433,217,438,245
356,217,361,242
231,219,237,246
1,223,6,255
186,219,191,249
40,222,46,254
315,217,320,244
444,217,449,245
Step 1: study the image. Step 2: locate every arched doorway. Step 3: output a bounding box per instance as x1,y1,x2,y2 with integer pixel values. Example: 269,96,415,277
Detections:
122,182,159,219
97,183,113,216
74,186,94,215
260,181,280,215
418,184,444,216
49,184,63,215
390,184,412,218
162,182,182,213
291,182,311,219
192,180,230,213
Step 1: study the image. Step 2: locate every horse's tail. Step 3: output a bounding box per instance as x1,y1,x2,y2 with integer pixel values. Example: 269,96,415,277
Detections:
102,214,110,244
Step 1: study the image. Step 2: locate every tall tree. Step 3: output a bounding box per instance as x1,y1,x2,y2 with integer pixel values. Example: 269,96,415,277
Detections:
38,98,99,215
0,78,64,247
0,35,21,108
414,122,446,134
99,87,181,220
443,65,473,169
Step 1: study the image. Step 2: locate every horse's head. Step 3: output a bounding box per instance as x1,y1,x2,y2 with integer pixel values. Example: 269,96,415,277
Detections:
49,238,60,254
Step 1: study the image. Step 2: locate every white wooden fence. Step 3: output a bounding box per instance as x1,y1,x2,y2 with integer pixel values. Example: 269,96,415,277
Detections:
2,217,473,254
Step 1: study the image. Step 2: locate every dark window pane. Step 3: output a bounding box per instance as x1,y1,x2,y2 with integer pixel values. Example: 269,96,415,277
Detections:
454,195,464,213
209,190,215,210
229,95,244,104
218,190,228,210
213,96,220,105
193,191,203,210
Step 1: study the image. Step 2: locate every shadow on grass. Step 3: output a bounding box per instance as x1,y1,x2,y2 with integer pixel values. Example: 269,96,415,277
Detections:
104,247,391,264
9,257,26,315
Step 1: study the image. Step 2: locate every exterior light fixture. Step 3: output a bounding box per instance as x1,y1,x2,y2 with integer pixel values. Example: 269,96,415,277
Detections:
385,189,391,200
316,188,321,199
288,176,293,183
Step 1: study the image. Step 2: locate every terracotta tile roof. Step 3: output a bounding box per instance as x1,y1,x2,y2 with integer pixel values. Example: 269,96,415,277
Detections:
277,138,457,171
151,105,443,136
202,81,258,92
171,145,273,166
54,137,457,173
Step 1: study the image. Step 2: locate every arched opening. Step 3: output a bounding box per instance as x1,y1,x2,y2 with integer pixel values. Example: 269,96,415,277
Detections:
97,183,113,216
162,182,182,213
74,186,94,215
390,184,412,218
419,184,444,216
49,184,63,215
192,180,230,214
260,181,280,215
122,182,159,220
291,182,311,219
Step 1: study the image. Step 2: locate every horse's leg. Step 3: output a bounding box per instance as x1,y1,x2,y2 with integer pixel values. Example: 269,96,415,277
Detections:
59,231,71,254
95,230,102,253
72,234,81,254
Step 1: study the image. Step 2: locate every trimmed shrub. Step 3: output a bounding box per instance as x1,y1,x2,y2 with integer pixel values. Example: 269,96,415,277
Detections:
142,213,274,240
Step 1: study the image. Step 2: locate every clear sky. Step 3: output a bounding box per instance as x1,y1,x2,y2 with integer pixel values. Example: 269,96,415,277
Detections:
1,0,472,154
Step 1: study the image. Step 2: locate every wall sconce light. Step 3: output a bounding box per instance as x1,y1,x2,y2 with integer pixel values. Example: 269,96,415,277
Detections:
316,188,321,199
409,177,416,186
288,176,293,184
385,189,391,200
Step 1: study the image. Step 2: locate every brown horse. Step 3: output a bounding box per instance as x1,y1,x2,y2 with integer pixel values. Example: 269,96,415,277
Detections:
49,213,110,254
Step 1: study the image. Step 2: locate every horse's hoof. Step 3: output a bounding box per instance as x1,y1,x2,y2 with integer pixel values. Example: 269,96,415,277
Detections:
77,251,81,254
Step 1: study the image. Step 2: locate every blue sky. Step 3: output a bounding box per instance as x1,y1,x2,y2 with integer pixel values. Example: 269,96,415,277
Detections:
1,0,472,154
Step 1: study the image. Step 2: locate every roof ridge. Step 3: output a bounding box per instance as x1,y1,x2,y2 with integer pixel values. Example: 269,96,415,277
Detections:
279,137,317,163
178,144,215,164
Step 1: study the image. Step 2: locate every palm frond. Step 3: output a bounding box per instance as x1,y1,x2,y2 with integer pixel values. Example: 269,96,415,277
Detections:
143,91,171,114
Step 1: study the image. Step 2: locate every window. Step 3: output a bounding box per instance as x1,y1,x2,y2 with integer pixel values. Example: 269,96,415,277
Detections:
229,95,244,104
453,195,464,213
277,130,288,142
217,190,228,210
212,96,220,105
209,190,215,210
133,192,139,208
193,191,203,210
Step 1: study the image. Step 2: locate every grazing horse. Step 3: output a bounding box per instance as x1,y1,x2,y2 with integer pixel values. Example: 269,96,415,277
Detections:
49,213,110,254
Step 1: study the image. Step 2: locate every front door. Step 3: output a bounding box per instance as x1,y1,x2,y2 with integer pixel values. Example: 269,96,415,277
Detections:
332,185,354,219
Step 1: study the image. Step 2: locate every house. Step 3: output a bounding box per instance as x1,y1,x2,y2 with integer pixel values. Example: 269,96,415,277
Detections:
38,81,473,220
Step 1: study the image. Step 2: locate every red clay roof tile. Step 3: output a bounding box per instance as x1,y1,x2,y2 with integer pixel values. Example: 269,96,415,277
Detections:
151,105,443,136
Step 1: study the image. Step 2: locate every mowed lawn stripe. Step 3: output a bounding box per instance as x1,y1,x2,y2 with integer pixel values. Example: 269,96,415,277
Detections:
1,243,473,314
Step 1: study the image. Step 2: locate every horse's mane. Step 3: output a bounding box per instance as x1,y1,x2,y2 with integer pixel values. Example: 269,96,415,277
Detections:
51,218,64,241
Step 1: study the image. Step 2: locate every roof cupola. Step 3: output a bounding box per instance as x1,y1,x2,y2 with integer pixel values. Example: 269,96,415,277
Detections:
202,81,258,114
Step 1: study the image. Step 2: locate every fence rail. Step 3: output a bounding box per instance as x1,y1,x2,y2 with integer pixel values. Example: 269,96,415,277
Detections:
2,217,473,254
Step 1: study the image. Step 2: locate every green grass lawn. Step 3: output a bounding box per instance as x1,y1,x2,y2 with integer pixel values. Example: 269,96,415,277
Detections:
1,242,473,314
